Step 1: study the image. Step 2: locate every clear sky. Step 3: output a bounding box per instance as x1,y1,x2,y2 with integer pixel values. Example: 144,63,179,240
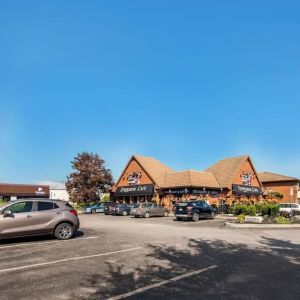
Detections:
1,0,299,183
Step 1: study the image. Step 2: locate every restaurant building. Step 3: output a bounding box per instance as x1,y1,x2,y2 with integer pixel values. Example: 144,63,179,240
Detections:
258,172,300,204
0,183,50,202
112,154,265,209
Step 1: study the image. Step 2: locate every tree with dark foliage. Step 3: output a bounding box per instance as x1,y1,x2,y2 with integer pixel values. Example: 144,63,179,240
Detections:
66,152,114,204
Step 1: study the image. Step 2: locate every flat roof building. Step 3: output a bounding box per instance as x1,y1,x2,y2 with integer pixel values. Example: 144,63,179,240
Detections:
0,183,50,201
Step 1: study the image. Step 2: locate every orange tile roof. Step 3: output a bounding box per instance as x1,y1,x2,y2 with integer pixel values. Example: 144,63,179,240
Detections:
162,170,220,189
204,155,249,188
134,155,173,187
258,172,299,183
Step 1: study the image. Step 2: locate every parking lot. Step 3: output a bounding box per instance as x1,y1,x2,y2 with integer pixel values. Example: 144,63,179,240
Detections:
0,214,300,300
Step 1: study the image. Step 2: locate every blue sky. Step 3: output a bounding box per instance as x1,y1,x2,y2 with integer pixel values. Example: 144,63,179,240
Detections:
0,0,299,183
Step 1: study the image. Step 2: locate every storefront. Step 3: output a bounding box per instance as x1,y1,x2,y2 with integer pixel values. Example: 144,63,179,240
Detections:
113,154,265,210
0,183,50,202
115,184,155,203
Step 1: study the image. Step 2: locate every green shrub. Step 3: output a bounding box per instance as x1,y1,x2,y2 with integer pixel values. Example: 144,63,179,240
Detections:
269,204,279,217
237,214,245,223
247,205,256,216
275,216,291,224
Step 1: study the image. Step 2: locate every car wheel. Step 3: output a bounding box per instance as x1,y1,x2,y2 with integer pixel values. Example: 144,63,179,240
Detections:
211,211,215,219
144,212,150,218
122,211,128,216
164,211,168,217
92,209,96,214
54,223,74,240
192,213,200,222
176,217,181,221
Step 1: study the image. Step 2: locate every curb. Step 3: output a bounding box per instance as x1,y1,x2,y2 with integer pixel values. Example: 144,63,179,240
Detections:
225,222,300,228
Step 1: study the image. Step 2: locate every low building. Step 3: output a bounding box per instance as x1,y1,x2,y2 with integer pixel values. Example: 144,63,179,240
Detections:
49,182,69,201
112,154,264,210
0,183,49,201
258,172,300,204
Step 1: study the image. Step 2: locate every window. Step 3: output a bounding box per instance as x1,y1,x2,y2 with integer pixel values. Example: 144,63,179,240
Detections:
38,202,57,211
291,204,298,208
7,201,33,214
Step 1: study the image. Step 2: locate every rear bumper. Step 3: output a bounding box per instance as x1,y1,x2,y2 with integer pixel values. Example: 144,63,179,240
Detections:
175,214,192,219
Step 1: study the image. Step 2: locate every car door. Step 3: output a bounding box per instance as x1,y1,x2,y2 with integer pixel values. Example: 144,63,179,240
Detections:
151,204,160,216
31,201,60,234
201,202,211,217
0,201,35,237
147,203,155,216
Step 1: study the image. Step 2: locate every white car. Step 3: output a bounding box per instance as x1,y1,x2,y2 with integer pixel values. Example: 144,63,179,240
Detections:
278,203,300,215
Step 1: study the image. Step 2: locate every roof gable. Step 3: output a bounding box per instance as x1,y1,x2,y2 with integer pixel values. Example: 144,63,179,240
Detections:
115,155,173,188
204,155,263,189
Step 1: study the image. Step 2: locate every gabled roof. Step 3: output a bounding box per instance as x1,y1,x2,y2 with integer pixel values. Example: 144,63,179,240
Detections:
204,155,250,188
258,172,300,183
162,170,220,189
134,155,173,187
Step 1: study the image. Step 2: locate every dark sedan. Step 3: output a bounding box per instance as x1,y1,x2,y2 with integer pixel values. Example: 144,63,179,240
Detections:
113,204,132,216
175,200,215,221
104,203,117,215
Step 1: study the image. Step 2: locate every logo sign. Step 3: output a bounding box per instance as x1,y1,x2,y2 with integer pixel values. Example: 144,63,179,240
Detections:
127,171,142,185
35,187,46,195
241,172,253,186
232,184,262,195
116,184,154,196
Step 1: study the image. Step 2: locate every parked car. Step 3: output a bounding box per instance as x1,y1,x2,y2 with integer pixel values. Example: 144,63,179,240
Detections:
130,203,168,218
175,200,215,221
278,203,300,216
113,204,132,216
0,199,79,240
104,202,117,215
83,203,106,214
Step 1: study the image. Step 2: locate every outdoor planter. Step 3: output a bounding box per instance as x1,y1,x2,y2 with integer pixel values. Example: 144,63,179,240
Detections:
245,216,264,224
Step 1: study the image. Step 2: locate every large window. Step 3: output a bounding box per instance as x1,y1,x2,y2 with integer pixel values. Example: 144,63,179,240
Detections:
7,201,33,214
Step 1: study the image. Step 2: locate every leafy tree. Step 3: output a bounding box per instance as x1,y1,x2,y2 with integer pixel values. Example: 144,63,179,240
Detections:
66,152,114,204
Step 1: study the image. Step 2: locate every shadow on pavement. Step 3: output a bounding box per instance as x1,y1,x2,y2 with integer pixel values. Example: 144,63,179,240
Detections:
84,236,300,300
0,230,86,245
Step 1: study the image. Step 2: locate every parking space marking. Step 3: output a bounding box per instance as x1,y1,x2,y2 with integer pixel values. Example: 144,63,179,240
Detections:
0,247,142,273
0,236,99,250
107,265,218,300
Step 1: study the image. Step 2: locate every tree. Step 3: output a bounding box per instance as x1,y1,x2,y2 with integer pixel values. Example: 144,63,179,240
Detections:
66,152,114,204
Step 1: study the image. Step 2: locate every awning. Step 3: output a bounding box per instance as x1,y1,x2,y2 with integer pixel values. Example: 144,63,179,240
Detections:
115,184,154,196
232,184,262,195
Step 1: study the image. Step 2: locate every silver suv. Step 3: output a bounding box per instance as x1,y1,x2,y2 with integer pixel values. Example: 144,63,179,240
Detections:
0,199,80,240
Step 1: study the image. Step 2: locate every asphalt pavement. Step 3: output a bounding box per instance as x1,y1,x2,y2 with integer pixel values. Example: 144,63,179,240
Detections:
0,214,299,300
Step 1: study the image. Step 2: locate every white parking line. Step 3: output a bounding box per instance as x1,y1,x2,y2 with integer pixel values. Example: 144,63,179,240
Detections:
0,236,99,250
0,247,142,273
107,265,218,300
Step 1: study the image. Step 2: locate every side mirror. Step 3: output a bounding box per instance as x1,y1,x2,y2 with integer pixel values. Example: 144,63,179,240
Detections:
3,210,12,217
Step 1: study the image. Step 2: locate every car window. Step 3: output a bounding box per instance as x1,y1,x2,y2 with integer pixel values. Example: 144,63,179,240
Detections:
291,204,298,208
202,203,209,208
38,202,57,211
7,201,33,214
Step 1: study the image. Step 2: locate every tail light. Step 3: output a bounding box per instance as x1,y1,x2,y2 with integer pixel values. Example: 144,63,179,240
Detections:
69,209,78,217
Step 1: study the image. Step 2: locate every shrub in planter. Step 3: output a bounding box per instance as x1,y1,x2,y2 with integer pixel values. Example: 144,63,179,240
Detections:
237,214,245,224
275,216,292,224
247,205,256,216
269,204,279,217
